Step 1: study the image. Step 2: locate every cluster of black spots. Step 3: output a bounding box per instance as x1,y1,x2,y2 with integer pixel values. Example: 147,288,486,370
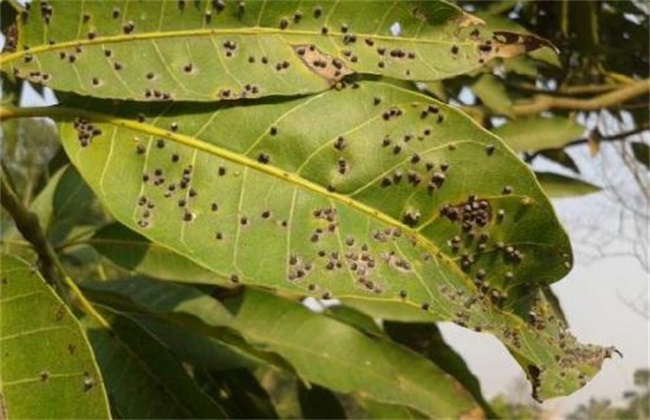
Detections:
454,310,470,327
503,245,524,265
243,83,260,96
257,153,270,164
144,88,173,101
222,39,238,57
287,255,313,281
40,1,53,24
420,104,439,119
333,136,346,151
343,33,357,45
402,209,421,227
211,0,225,12
380,251,412,273
381,107,403,121
73,118,102,147
219,88,232,99
275,60,291,71
440,195,491,231
123,21,135,34
337,157,348,175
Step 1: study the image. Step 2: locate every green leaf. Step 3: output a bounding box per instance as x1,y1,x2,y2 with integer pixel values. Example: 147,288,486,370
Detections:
472,74,513,117
91,222,226,285
52,80,611,400
356,397,427,419
82,278,481,417
193,368,281,419
0,253,110,419
540,149,581,174
28,165,96,245
83,307,228,419
230,288,481,418
384,322,497,418
493,117,584,152
297,382,347,419
6,0,550,101
631,141,650,169
535,172,601,198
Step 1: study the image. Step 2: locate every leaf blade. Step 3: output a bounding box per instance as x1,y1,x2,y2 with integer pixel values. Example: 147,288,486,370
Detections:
0,253,110,419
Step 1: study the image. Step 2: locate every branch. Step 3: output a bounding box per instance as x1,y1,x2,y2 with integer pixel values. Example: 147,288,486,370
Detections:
1,170,59,283
512,78,650,116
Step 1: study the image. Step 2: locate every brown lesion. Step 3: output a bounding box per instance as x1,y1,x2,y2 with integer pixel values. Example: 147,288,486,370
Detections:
292,44,352,85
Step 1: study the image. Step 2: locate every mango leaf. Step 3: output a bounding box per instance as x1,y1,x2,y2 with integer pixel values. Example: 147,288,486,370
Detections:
535,172,601,199
384,321,496,417
230,288,482,418
540,149,581,174
192,368,280,419
297,382,347,419
48,80,613,400
28,165,97,245
356,396,426,419
0,253,110,419
631,141,649,169
472,73,513,117
91,222,226,285
493,117,584,152
81,278,482,418
82,307,228,419
5,0,551,101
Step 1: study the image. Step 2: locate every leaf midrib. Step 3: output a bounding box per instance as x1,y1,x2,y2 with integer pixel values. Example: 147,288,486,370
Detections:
1,26,476,66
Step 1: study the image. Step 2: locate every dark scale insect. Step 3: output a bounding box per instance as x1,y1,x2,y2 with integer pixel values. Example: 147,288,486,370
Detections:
333,136,346,151
451,45,459,54
486,145,495,156
205,10,212,23
87,31,97,40
112,8,120,19
293,11,302,23
258,153,270,164
269,126,278,136
215,232,223,240
82,13,91,23
146,72,155,80
91,77,101,86
373,97,381,106
178,0,186,10
156,139,165,148
279,18,289,30
183,211,195,222
183,63,194,73
123,21,135,34
230,274,240,283
421,302,430,311
59,51,67,60
502,185,513,195
114,62,123,71
261,210,271,218
337,158,348,175
240,216,249,226
218,166,226,176
313,5,323,18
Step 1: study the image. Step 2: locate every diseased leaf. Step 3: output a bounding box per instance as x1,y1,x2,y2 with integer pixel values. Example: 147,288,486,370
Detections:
50,80,612,400
83,307,228,419
5,0,551,101
535,172,601,198
91,222,226,284
493,117,584,152
356,397,427,419
0,254,110,419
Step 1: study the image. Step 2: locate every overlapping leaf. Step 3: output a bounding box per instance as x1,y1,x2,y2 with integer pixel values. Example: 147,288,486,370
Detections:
47,81,613,399
4,0,549,101
0,254,109,419
81,278,482,418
